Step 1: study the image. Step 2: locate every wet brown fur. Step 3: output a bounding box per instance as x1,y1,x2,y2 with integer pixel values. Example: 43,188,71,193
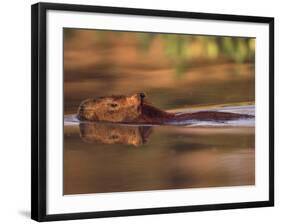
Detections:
77,94,253,124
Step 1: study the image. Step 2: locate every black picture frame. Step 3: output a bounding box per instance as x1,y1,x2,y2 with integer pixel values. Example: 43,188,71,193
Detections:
31,2,274,222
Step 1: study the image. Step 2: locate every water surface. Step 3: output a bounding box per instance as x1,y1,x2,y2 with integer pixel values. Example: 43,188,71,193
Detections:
64,105,255,195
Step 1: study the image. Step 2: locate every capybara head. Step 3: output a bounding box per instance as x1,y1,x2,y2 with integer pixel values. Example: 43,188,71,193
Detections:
77,93,146,122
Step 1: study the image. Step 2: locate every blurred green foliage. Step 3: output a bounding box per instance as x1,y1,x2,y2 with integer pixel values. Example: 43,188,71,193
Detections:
137,33,255,77
64,29,255,77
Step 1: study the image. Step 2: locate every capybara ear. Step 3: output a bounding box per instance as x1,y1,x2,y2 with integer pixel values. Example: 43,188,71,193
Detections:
138,92,146,105
139,92,146,99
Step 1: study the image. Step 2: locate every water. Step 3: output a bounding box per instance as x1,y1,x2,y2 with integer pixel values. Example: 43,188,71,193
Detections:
63,104,255,195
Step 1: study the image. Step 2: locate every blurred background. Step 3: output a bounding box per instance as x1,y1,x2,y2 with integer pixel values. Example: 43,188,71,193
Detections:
63,29,255,114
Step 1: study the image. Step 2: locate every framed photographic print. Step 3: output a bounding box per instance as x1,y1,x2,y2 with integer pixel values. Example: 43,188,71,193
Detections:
31,2,274,222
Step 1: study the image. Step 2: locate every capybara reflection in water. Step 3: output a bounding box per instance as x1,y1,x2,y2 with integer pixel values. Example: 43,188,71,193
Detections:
79,123,152,146
77,93,254,124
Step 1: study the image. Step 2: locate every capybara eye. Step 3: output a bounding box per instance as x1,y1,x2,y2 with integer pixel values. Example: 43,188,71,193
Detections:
109,103,118,108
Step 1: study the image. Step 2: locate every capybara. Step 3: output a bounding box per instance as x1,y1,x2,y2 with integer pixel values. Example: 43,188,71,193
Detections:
77,93,254,124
